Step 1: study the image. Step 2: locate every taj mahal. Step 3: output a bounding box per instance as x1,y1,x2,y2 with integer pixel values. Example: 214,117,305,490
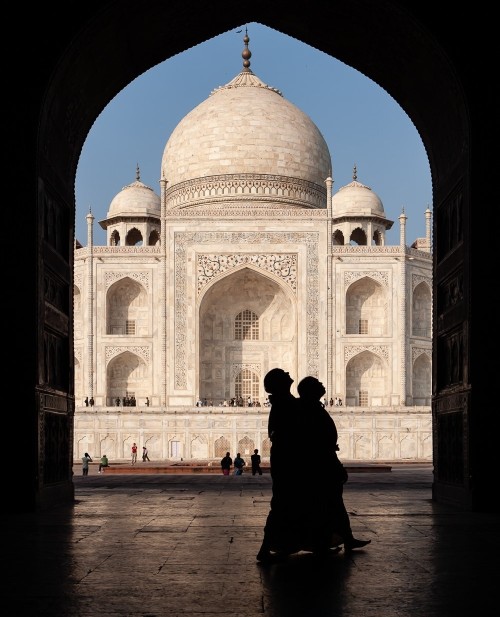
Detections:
73,33,432,464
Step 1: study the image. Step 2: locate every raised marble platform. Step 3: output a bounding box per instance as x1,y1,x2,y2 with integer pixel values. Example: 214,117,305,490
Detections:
87,461,393,474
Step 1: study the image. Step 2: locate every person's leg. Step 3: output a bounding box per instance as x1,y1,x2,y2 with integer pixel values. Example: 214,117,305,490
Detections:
257,510,274,561
334,488,371,550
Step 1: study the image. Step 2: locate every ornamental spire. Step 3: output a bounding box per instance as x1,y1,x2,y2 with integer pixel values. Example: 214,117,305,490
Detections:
242,27,251,72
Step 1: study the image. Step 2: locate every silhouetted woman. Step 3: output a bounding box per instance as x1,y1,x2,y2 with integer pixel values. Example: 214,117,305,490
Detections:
296,376,371,552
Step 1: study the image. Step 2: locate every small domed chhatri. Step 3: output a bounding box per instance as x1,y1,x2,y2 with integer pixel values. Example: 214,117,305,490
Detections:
107,165,160,218
161,31,331,210
74,30,432,467
98,165,161,246
332,165,385,217
331,164,392,246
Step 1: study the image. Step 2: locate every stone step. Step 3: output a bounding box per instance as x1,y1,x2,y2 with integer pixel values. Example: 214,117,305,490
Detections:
91,462,393,474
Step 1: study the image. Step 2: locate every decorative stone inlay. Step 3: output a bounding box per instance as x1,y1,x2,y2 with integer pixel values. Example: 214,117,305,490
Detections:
44,272,67,312
344,345,390,363
104,271,151,290
105,346,151,363
165,174,327,210
43,393,69,412
175,231,319,389
344,271,389,287
232,363,261,378
92,246,160,254
331,246,401,255
74,347,82,362
439,272,463,311
412,274,432,291
412,347,431,362
226,346,263,356
74,273,83,288
197,253,297,294
166,206,327,218
436,391,468,412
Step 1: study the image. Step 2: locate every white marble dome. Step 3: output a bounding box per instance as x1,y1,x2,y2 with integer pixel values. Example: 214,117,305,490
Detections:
161,38,331,211
107,171,160,218
332,174,385,218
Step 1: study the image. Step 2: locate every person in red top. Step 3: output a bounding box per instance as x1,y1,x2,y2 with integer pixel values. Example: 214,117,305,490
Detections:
131,443,138,465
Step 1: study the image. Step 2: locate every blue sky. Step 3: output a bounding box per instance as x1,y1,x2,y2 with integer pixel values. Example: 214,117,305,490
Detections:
75,22,432,247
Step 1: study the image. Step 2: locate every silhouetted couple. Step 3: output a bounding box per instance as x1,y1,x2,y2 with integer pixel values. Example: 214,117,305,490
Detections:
256,368,371,562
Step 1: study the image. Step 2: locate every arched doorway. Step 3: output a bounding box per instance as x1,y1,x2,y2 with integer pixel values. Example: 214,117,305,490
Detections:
198,267,296,404
12,1,486,513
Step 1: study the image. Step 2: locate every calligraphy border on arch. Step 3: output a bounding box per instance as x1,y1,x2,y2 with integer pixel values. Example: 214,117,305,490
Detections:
197,253,297,295
104,271,151,290
344,270,389,288
412,273,432,292
175,231,319,389
412,347,432,363
344,345,390,364
105,346,151,364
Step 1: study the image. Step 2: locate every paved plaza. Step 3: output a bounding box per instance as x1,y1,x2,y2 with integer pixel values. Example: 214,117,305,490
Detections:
4,465,498,616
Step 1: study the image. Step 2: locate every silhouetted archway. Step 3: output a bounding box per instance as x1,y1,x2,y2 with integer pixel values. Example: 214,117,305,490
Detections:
10,1,489,513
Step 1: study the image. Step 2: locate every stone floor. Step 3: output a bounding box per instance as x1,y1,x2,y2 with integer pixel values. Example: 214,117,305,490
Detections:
4,465,498,616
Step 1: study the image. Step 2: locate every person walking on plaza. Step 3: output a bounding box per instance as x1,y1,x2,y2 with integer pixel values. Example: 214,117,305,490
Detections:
221,452,232,475
251,449,262,475
296,376,371,553
257,368,301,562
142,446,150,462
98,454,109,473
234,453,246,475
256,369,370,563
131,442,138,464
82,452,92,476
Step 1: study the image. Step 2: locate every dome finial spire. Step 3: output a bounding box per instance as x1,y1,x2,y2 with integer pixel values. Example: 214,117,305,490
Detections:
136,163,141,182
242,27,251,72
352,164,357,181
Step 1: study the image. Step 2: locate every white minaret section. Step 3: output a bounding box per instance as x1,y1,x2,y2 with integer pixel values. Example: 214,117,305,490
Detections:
160,176,168,407
399,208,407,247
326,175,334,398
398,208,408,404
86,209,95,401
425,206,432,252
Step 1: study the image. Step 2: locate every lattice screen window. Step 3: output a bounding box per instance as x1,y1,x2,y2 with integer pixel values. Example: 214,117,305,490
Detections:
359,319,368,334
235,369,260,400
359,390,368,406
234,309,259,340
126,320,136,335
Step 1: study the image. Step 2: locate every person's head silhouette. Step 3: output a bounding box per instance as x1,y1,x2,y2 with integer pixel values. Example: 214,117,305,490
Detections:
264,368,293,395
297,376,326,401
